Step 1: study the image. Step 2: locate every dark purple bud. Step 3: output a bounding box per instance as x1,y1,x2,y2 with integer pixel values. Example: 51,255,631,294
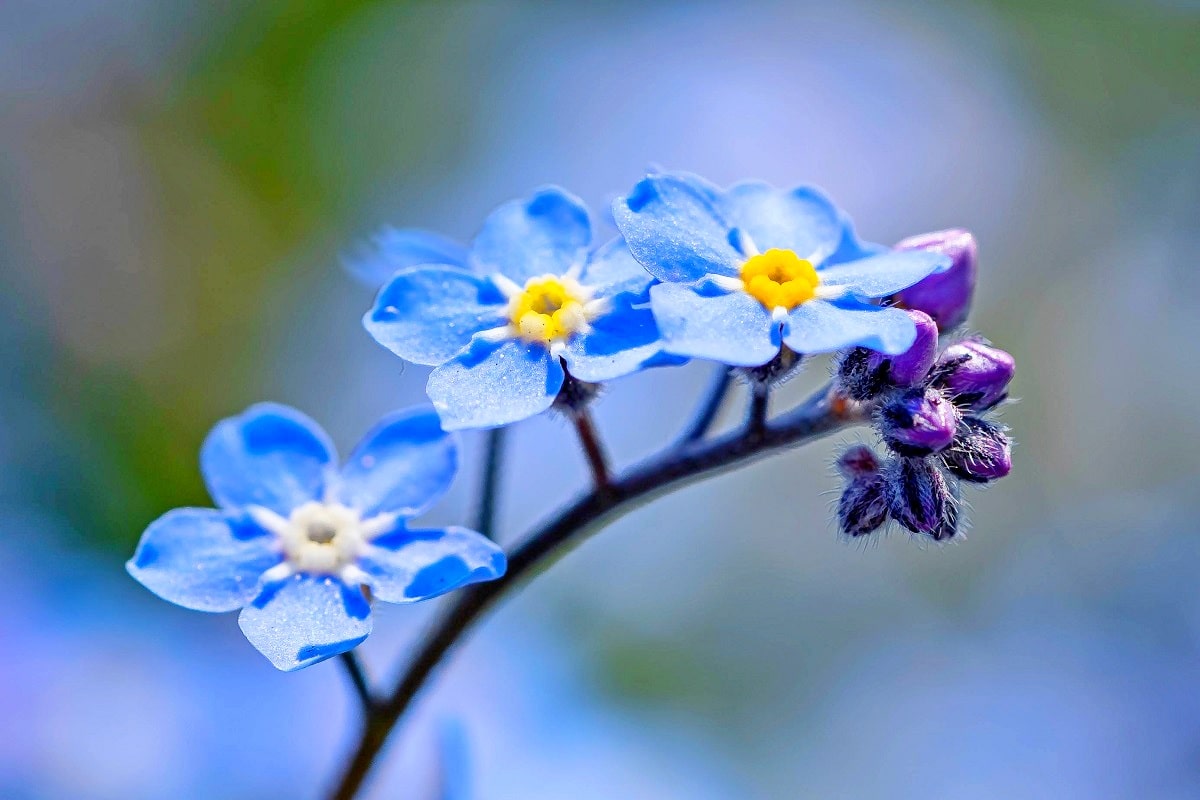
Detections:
837,444,880,478
836,310,938,399
943,417,1012,483
879,387,960,456
885,457,955,539
932,340,1015,412
892,229,977,331
887,309,939,386
838,474,889,538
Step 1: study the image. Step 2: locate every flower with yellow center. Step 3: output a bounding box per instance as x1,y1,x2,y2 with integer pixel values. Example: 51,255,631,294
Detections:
486,271,609,348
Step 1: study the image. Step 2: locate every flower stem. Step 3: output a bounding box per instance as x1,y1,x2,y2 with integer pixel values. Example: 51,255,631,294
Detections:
325,381,861,800
570,408,612,490
675,365,733,445
747,382,770,436
474,427,508,540
338,650,376,714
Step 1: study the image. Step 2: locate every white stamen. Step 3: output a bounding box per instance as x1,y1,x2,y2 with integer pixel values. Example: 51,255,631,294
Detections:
710,274,745,292
583,297,612,317
248,506,289,537
490,273,523,299
477,325,515,343
815,284,851,301
734,229,761,257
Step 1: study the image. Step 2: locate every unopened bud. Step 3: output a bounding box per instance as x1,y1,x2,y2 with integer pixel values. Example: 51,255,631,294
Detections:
892,229,977,330
836,310,939,400
942,417,1012,483
887,309,939,386
885,457,954,538
836,444,880,478
838,474,889,538
932,340,1015,412
836,347,890,402
879,387,959,456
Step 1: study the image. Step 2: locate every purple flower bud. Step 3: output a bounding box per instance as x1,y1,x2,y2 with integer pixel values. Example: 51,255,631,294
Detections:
879,387,959,456
836,310,939,400
837,444,881,478
838,474,889,537
943,417,1012,483
892,229,977,331
887,309,939,386
932,340,1015,412
885,457,955,539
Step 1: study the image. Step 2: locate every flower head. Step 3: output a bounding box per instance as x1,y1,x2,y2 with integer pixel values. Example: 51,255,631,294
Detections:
362,187,680,430
126,404,505,671
612,172,952,366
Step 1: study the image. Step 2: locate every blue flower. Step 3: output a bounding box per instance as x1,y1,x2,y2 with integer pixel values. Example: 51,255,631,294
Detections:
612,172,952,367
126,404,505,671
362,187,680,430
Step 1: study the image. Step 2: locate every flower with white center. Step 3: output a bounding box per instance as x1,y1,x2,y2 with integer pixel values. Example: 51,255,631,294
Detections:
126,403,505,671
612,171,953,367
361,186,683,431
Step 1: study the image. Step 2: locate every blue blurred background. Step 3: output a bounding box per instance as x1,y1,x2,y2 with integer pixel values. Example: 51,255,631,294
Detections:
2,1,1199,797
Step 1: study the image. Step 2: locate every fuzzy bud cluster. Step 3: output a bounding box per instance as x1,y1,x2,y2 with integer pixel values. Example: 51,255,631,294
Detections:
832,236,1014,541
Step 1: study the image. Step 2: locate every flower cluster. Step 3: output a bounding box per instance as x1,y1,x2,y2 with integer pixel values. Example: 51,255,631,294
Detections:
833,232,1016,540
127,171,1014,672
358,174,952,427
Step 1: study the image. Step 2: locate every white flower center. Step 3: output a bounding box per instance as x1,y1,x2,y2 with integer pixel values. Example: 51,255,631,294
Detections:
278,502,365,574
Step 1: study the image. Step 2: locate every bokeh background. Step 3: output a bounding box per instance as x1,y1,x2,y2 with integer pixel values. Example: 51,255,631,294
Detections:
2,0,1199,797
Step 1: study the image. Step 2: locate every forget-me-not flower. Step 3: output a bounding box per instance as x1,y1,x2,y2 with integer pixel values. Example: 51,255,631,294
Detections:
612,172,952,367
127,404,505,671
362,187,678,430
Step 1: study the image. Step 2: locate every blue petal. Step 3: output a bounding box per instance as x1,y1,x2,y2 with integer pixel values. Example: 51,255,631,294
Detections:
426,337,564,430
358,526,506,603
364,267,508,366
783,299,917,355
649,281,781,366
817,250,952,298
338,407,457,519
470,187,591,283
579,237,654,300
561,295,683,382
238,574,371,671
824,212,887,266
721,182,843,263
613,172,741,283
345,227,469,289
126,508,281,612
201,404,336,516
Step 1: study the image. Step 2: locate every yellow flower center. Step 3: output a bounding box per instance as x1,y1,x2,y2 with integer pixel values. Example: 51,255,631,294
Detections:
507,275,592,344
739,248,820,311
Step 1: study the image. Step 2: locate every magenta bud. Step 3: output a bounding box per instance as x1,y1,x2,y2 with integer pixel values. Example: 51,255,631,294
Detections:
887,309,939,386
880,387,960,456
884,457,955,539
892,229,977,330
837,444,880,478
943,417,1012,483
933,340,1015,411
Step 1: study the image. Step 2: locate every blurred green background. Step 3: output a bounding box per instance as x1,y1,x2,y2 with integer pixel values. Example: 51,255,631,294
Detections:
2,0,1199,797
